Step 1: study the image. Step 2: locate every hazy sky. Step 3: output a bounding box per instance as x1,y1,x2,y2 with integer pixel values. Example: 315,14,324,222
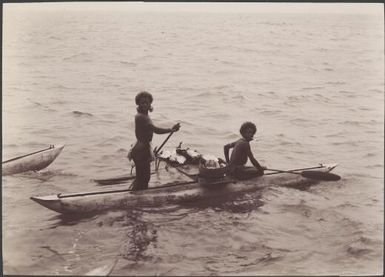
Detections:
3,2,384,15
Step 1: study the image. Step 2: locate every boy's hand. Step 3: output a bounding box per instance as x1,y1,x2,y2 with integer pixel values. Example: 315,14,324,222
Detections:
258,165,267,172
258,165,266,176
171,123,181,132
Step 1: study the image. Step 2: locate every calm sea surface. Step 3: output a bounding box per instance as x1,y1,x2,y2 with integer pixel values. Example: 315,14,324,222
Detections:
2,3,384,275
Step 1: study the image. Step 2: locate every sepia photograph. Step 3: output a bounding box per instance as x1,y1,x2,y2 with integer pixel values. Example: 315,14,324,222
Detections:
2,1,384,276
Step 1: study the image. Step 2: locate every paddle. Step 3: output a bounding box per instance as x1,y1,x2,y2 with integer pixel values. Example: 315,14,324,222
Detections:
154,131,174,156
153,131,175,171
265,163,337,174
265,168,341,181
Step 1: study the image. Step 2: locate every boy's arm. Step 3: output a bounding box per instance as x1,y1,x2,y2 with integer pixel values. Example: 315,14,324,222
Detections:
224,142,236,163
151,123,180,134
151,124,172,134
247,145,265,171
136,115,172,134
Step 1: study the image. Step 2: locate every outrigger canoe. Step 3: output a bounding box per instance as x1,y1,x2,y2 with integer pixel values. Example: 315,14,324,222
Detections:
2,144,65,176
31,163,339,214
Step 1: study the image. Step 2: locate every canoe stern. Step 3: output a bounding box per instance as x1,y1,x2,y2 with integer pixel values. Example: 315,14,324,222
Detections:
30,195,63,213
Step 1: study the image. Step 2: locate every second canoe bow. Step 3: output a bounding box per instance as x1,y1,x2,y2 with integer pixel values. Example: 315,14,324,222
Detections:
2,144,65,176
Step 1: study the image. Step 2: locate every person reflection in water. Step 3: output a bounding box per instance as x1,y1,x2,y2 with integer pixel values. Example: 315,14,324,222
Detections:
122,219,158,262
128,91,180,191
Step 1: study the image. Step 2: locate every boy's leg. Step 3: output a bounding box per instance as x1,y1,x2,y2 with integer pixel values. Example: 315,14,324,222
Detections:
141,160,151,189
131,157,140,190
236,166,263,180
132,157,151,190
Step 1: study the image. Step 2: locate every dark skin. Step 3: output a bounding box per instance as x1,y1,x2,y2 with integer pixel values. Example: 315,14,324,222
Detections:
131,95,180,191
224,127,266,171
137,96,180,133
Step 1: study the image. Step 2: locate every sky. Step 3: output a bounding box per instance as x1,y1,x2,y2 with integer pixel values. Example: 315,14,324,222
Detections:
3,2,384,15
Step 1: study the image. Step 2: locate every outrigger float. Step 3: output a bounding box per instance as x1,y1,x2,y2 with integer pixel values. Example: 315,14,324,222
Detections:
31,163,340,214
2,144,65,176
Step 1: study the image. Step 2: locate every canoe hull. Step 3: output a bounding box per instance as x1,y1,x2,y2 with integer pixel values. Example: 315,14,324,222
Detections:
31,172,322,214
2,145,65,176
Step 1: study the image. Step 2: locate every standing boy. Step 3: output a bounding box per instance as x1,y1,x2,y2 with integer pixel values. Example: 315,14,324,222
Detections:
130,91,180,190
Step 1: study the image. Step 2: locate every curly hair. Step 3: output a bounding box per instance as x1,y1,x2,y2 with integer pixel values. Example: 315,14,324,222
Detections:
240,121,257,135
135,91,153,105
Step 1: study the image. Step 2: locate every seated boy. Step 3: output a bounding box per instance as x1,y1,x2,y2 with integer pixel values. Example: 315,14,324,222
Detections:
224,122,266,180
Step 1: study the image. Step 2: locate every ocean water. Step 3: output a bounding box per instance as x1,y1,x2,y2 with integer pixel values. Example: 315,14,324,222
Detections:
2,3,384,276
